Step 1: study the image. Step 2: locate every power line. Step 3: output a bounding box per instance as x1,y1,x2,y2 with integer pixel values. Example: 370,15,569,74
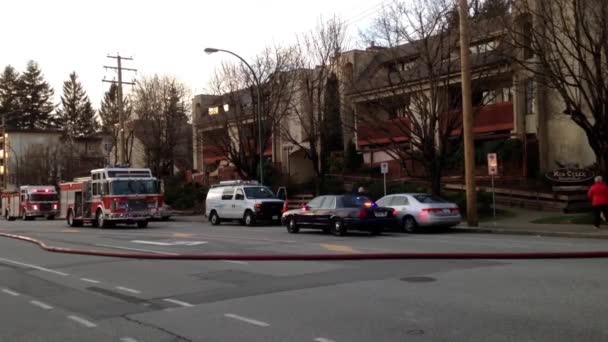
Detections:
343,0,389,27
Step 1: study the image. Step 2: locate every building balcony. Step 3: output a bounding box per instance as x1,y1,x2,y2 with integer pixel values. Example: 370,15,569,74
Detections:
357,102,514,148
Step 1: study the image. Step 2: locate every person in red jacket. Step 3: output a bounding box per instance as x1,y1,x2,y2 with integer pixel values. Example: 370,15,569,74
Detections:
588,176,608,229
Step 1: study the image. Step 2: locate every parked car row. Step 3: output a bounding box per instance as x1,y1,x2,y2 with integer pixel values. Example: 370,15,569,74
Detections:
204,180,462,237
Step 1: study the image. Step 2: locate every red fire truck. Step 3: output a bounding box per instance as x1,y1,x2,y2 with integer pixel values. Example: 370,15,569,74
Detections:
59,167,163,228
1,185,60,221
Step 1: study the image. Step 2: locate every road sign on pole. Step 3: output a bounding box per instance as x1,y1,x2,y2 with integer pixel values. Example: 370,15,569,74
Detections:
487,153,498,176
380,162,389,196
487,153,498,218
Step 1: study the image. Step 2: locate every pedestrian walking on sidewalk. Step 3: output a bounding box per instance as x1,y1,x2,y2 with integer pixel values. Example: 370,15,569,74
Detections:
588,176,608,229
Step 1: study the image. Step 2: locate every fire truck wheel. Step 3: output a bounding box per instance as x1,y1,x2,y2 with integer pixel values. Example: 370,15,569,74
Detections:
137,221,149,228
67,210,82,227
95,210,109,229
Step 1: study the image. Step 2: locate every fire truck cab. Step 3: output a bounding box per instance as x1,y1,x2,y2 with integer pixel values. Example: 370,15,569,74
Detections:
1,185,59,221
59,167,163,228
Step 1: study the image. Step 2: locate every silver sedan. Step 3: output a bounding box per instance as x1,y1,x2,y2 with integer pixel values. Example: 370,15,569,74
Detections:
376,193,462,233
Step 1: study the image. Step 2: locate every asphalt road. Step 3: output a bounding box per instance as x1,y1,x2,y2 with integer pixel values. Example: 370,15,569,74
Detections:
1,217,608,341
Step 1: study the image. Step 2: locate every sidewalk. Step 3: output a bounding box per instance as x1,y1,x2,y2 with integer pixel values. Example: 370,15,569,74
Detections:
455,206,608,239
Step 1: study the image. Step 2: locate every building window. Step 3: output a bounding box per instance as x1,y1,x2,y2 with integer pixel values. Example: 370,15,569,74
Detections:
470,40,498,54
482,87,513,105
524,80,535,115
209,106,220,115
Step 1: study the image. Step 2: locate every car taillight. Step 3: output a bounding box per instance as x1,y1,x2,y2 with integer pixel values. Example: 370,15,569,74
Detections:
451,208,460,213
255,203,263,212
282,201,289,213
392,208,398,217
358,208,368,219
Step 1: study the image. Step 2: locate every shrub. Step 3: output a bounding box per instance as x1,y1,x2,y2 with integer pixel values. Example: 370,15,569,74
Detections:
164,181,208,211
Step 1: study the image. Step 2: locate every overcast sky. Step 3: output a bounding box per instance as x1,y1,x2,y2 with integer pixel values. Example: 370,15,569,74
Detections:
0,0,384,107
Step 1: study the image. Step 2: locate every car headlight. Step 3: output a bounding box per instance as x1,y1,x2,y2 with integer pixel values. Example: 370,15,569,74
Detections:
32,205,39,211
53,204,58,210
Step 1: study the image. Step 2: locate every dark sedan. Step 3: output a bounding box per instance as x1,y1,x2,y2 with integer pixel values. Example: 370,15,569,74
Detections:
281,194,396,236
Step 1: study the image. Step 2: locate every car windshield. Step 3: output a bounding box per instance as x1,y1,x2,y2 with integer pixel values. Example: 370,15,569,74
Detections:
413,194,447,203
244,186,276,199
341,195,372,208
111,180,158,195
29,194,58,201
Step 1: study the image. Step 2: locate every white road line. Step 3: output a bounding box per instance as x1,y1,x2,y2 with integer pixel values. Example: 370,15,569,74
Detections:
68,315,97,328
116,286,141,294
120,338,138,342
224,313,270,327
80,278,101,284
222,260,249,265
314,338,336,342
0,257,68,276
95,244,178,255
2,289,19,296
30,300,53,310
163,298,194,307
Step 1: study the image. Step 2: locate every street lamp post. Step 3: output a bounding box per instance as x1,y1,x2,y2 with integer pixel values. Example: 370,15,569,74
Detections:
204,47,264,185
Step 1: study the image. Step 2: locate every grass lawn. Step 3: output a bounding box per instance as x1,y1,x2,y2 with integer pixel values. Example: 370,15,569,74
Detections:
531,213,595,225
478,208,516,222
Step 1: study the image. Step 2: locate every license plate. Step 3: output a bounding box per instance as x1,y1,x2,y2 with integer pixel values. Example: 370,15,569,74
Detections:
272,215,279,220
443,209,451,214
375,212,387,217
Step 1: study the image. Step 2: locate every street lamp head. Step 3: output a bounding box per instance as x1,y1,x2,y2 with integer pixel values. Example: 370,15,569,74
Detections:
204,47,219,55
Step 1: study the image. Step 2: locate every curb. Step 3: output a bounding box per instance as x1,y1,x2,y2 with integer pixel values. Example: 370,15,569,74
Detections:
454,227,608,240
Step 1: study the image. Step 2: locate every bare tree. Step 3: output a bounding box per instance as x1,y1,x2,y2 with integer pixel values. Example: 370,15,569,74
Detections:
279,16,347,193
130,75,191,178
350,0,508,195
204,46,298,180
506,0,608,176
14,144,60,186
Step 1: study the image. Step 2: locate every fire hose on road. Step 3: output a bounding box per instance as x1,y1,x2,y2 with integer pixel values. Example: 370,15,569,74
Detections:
2,231,608,260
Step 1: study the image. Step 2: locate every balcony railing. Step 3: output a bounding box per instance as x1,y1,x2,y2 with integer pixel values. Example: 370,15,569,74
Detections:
357,102,514,148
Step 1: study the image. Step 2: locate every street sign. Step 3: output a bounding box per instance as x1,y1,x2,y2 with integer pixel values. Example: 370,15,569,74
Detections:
380,162,389,174
487,153,498,176
380,162,389,197
486,153,498,218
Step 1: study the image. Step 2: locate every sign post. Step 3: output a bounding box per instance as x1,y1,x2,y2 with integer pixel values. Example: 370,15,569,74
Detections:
380,162,389,197
487,153,498,218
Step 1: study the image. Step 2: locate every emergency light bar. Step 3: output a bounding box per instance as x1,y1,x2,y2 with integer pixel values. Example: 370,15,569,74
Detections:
212,180,259,187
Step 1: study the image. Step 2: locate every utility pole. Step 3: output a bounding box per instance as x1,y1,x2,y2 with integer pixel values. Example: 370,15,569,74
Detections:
458,0,478,226
103,53,136,166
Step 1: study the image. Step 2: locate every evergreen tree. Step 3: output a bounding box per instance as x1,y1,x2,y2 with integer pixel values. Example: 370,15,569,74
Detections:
18,61,55,129
99,83,132,164
56,72,98,138
0,65,21,129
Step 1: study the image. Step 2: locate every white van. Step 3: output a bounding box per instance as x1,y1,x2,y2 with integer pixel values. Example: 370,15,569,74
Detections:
205,180,285,226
